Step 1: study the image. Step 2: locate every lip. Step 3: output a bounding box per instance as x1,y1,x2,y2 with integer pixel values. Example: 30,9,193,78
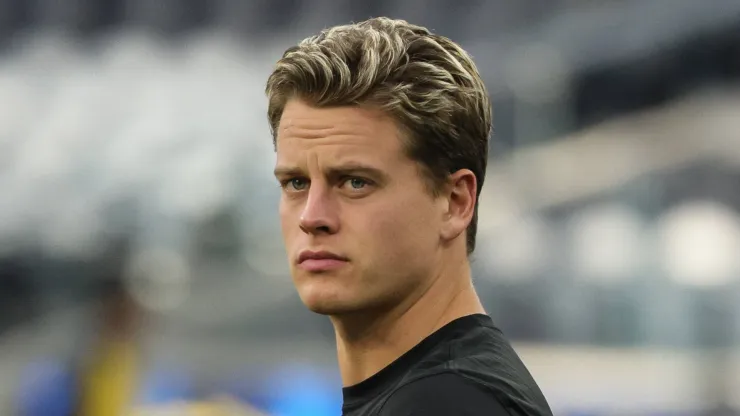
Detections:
297,250,349,272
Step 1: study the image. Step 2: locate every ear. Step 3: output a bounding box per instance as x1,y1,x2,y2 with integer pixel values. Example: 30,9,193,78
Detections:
440,169,477,243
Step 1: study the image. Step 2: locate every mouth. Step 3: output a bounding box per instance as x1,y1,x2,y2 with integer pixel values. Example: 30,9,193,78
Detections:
297,250,349,272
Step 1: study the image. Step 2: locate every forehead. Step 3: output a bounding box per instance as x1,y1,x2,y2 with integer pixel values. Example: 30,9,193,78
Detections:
275,100,407,166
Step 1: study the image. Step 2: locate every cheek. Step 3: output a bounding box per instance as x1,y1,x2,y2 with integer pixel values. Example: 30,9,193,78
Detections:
363,196,440,258
279,200,298,244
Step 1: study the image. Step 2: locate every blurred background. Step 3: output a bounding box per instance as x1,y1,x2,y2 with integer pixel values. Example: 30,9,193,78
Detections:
1,0,739,415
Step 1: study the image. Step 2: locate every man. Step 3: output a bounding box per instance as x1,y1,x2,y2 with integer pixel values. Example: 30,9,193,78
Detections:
266,17,553,416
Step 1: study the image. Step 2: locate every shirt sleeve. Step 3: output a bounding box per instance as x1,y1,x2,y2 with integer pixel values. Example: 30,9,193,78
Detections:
378,373,511,416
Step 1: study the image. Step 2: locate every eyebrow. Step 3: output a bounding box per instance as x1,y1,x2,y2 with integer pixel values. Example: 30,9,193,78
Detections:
273,163,387,181
273,166,303,179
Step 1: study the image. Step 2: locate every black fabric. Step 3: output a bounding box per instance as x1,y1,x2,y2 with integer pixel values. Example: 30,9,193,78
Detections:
378,373,510,415
341,314,552,416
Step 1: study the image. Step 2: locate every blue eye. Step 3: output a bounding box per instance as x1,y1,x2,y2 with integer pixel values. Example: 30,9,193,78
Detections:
287,178,308,191
348,178,367,189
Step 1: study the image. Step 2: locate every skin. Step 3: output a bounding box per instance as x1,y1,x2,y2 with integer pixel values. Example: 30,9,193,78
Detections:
274,99,486,386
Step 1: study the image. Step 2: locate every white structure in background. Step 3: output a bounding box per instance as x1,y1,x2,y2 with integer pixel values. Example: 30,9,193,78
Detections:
569,203,646,283
126,247,192,313
657,200,740,287
0,31,276,260
477,183,553,281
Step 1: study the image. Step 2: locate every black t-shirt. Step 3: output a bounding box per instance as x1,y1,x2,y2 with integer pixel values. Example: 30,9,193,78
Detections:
341,314,553,416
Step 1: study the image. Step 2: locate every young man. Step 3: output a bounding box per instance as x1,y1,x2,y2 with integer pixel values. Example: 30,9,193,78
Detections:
266,17,553,416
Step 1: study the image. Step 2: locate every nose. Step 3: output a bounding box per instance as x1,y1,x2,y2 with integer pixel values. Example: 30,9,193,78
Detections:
299,184,339,235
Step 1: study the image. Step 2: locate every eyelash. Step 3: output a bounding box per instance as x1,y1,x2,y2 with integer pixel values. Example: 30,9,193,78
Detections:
279,178,308,191
279,177,372,192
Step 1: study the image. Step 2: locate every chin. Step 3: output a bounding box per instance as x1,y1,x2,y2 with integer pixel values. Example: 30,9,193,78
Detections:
298,288,368,316
300,295,358,316
300,288,396,318
292,272,353,313
304,303,347,316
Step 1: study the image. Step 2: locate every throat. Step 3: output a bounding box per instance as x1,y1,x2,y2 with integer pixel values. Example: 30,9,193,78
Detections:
332,277,484,387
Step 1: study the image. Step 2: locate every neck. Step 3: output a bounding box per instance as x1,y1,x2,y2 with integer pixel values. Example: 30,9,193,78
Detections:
332,255,485,387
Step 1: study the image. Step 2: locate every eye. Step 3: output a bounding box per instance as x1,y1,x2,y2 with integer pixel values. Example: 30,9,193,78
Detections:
342,177,371,191
283,178,309,191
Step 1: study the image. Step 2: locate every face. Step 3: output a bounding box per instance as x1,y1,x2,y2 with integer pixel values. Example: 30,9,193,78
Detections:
274,99,449,316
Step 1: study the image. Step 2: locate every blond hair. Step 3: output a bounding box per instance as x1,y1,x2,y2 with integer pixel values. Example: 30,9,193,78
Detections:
265,17,492,254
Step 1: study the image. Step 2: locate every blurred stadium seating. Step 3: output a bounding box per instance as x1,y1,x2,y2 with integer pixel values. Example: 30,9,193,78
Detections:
0,1,739,415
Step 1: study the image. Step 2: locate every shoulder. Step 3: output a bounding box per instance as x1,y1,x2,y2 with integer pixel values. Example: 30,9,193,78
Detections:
378,372,510,416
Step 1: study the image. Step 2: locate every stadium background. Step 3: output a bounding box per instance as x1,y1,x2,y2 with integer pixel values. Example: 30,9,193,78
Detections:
0,0,739,415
